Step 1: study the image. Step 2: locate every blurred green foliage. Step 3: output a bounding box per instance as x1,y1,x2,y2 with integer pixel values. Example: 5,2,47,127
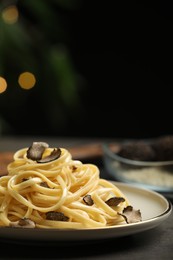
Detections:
0,0,84,136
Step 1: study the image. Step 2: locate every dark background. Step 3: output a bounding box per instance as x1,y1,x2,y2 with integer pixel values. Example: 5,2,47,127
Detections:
0,0,173,139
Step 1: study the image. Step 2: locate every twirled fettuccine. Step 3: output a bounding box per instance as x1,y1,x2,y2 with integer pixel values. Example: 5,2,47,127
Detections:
0,144,138,229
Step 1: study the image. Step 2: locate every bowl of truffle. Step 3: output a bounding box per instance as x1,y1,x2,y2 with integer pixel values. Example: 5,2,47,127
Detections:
102,135,173,193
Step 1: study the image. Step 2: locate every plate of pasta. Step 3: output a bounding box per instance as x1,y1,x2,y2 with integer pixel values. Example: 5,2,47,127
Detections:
0,142,172,242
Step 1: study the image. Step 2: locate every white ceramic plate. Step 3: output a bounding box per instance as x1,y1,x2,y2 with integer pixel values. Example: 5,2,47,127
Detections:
0,181,172,243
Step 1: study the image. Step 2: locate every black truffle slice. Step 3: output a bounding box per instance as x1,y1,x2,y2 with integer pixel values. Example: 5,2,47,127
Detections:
105,197,125,206
118,205,142,224
27,142,49,161
46,211,69,221
37,148,61,163
26,142,61,163
83,195,94,206
10,218,36,228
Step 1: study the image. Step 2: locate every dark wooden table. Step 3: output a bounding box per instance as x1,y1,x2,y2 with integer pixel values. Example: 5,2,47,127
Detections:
0,136,173,260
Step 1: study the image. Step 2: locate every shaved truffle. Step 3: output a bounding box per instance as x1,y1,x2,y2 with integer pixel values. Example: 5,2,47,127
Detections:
10,218,35,228
46,211,69,221
37,148,61,163
27,142,49,161
118,205,142,224
40,182,50,188
83,195,94,206
26,142,61,163
105,197,125,206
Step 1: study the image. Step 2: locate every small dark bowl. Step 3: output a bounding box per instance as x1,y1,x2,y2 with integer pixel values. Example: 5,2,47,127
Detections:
102,141,173,193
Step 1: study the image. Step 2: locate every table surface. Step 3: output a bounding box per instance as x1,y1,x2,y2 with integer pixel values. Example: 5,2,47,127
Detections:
0,136,173,260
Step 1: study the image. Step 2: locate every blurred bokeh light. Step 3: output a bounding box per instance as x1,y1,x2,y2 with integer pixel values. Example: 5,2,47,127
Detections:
2,5,19,24
0,77,7,94
18,72,36,90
